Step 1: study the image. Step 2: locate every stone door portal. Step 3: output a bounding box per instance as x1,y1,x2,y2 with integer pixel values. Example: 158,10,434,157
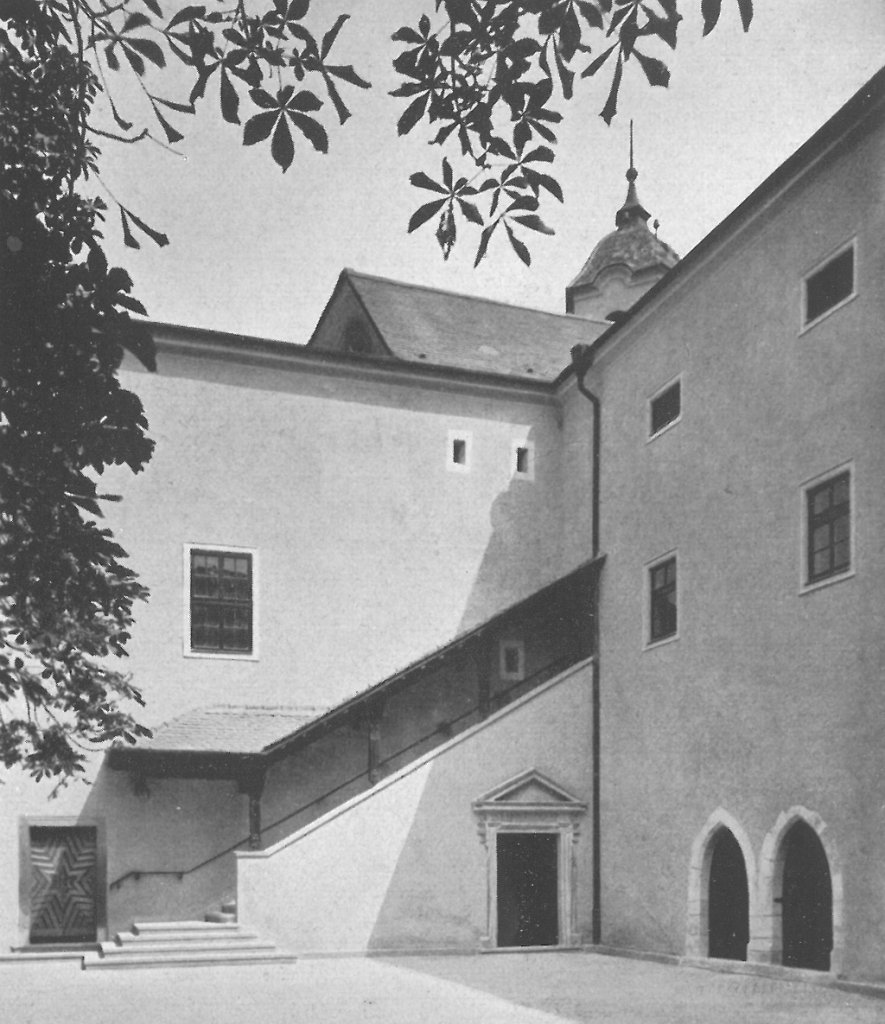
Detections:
707,828,749,960
781,821,832,971
29,826,98,944
496,832,559,947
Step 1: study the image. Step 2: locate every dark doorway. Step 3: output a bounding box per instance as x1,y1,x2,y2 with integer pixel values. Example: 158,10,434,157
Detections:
707,828,749,960
781,821,832,971
497,832,559,947
29,826,98,944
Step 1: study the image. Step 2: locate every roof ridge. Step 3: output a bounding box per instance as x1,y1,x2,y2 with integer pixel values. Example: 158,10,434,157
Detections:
343,267,609,325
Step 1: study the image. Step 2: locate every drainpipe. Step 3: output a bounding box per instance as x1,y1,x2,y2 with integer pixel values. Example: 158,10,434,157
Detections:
570,343,602,947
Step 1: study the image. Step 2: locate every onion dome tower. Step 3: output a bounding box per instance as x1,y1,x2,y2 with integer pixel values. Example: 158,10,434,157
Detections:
566,124,679,321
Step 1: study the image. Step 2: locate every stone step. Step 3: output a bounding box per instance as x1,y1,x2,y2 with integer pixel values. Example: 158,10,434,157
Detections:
125,925,257,944
83,948,297,970
100,937,273,957
81,919,295,970
204,911,237,924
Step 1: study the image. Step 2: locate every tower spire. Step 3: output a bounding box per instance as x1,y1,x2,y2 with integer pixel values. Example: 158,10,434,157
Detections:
616,119,650,229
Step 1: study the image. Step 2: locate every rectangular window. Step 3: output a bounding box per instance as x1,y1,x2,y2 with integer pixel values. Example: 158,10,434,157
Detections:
512,440,535,481
649,379,681,437
649,556,677,643
447,430,471,473
190,549,253,653
499,640,525,681
806,472,850,584
804,244,854,326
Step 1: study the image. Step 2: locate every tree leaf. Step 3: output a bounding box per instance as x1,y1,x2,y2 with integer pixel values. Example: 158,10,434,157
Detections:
397,93,428,136
600,51,623,124
581,42,615,77
737,0,754,31
410,171,447,194
122,44,145,76
123,207,169,246
288,89,322,111
473,222,497,267
153,106,184,143
166,5,205,30
122,12,151,32
149,93,195,114
392,26,424,44
142,0,163,16
249,88,277,109
243,110,278,145
105,43,120,72
513,213,554,235
408,199,446,233
220,68,240,124
701,0,722,35
632,49,669,88
270,113,295,169
127,38,166,68
505,221,531,265
321,13,349,58
288,111,328,152
325,64,371,89
120,209,139,249
457,199,483,225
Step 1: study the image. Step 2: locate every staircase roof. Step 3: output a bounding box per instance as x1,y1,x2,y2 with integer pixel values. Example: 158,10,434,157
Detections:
137,705,329,755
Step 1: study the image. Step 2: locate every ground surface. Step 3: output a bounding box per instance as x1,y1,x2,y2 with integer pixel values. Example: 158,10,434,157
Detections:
2,951,882,1023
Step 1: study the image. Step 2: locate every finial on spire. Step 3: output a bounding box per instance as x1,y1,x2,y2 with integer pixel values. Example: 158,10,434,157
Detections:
616,118,649,228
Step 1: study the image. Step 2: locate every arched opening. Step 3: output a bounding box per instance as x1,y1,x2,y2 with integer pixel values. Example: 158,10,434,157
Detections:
780,821,833,970
707,828,749,961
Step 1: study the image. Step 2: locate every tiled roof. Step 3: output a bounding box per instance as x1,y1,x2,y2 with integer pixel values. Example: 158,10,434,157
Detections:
567,220,679,296
341,271,608,380
139,705,329,754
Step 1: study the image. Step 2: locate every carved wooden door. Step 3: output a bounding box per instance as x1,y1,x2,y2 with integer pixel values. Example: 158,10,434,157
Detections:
29,826,98,944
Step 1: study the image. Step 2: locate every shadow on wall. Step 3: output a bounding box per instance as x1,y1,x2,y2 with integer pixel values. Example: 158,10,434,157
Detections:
455,425,560,635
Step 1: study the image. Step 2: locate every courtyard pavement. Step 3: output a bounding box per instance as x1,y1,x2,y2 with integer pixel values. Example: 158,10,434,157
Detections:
2,951,883,1024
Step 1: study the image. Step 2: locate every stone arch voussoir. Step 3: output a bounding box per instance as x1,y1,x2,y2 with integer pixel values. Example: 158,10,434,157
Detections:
685,807,756,959
754,806,842,973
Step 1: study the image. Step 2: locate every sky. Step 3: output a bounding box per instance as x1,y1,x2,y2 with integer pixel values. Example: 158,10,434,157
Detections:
97,0,885,345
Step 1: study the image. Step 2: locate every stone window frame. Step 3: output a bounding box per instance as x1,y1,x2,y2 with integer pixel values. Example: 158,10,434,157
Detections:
18,816,108,948
685,807,757,961
800,238,857,333
473,769,587,951
799,462,855,596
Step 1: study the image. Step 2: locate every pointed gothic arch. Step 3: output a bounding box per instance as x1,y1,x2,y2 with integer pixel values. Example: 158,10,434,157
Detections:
755,807,842,973
685,807,756,959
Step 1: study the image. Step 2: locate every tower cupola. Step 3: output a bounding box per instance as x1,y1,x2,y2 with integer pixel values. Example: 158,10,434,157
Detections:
566,124,679,321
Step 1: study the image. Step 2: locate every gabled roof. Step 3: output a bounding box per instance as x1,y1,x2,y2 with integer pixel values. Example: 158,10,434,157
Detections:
309,269,608,381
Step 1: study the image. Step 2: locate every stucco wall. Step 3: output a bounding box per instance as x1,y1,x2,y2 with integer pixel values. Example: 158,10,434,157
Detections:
237,660,594,954
560,120,885,979
103,344,564,722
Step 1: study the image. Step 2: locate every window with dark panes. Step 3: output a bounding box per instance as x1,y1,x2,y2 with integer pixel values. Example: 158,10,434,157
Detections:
807,473,850,583
650,557,677,642
650,380,681,436
804,246,854,325
190,550,253,653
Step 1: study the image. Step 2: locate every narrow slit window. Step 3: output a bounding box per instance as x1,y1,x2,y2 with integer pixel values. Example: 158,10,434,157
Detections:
650,380,681,437
649,557,677,643
806,472,851,584
452,438,466,465
804,245,854,325
515,447,530,474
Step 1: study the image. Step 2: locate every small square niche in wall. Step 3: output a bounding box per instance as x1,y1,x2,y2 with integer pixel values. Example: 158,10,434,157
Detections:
447,430,471,472
512,441,535,481
499,640,525,681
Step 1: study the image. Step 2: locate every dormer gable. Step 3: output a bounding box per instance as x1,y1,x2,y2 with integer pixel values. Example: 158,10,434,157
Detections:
307,270,392,359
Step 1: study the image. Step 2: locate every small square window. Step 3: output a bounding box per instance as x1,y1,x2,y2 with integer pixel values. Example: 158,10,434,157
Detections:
188,548,254,655
649,379,681,437
499,640,525,681
649,556,677,643
806,471,851,585
511,440,535,480
447,431,471,472
804,244,854,326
